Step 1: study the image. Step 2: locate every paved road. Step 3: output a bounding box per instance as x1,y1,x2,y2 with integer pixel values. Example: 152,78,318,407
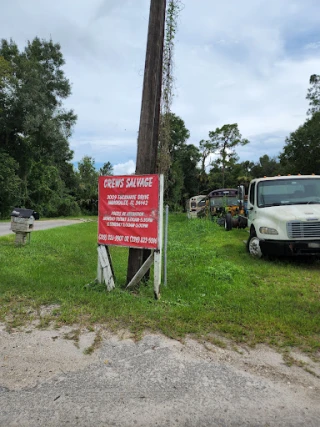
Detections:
0,219,81,236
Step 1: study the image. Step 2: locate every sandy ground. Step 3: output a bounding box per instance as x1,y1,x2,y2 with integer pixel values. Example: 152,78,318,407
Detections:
0,319,319,427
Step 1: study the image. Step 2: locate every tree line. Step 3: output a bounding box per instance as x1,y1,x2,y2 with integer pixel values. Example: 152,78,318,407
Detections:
0,38,113,218
1,37,319,218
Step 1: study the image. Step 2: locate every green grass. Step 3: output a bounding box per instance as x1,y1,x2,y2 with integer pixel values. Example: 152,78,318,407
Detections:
0,214,319,357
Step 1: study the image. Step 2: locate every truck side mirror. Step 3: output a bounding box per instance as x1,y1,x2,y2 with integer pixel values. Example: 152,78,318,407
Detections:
238,185,245,201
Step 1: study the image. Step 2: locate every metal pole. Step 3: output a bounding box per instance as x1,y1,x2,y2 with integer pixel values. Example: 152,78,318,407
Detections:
164,204,169,286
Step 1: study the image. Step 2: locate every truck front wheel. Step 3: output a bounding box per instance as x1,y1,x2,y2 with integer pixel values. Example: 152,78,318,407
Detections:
247,233,263,258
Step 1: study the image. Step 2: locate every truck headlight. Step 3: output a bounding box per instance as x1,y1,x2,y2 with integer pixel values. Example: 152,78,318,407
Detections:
259,227,278,235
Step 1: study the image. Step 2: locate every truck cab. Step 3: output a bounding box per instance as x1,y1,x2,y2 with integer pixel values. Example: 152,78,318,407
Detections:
247,175,320,257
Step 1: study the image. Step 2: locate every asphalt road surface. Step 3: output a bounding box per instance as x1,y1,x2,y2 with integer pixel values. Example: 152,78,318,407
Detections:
0,219,80,237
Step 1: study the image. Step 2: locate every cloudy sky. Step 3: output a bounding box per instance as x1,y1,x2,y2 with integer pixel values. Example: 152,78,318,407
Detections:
1,0,320,174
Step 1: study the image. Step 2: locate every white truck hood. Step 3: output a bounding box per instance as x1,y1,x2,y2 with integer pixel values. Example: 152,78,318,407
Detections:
262,204,320,222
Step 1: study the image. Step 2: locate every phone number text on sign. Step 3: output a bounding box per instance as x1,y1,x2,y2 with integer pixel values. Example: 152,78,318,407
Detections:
98,175,160,249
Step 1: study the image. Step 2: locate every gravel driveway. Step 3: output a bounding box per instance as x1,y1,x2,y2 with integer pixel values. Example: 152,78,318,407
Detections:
0,323,319,427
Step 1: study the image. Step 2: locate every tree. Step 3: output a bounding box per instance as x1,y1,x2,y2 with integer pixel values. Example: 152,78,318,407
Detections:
75,156,99,214
159,113,201,207
0,150,21,218
198,139,215,191
306,74,320,116
250,155,282,178
166,112,190,154
0,55,10,89
0,37,77,215
208,154,239,190
167,143,201,209
158,111,190,176
280,112,320,174
178,143,201,201
199,139,214,174
99,162,113,176
208,124,249,187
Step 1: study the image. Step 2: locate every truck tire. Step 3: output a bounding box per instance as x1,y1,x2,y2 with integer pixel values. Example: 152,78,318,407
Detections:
238,215,248,229
224,213,233,231
247,233,263,258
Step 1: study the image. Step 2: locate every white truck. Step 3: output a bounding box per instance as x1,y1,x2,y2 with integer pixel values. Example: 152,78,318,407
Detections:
246,175,320,257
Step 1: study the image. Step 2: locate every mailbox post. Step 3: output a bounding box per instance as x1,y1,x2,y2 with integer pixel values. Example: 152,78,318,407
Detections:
10,208,39,245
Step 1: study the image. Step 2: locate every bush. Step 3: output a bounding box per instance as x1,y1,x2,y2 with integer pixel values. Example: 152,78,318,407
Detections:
57,197,81,217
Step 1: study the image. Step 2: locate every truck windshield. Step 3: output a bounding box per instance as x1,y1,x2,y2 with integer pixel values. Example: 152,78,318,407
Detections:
257,178,320,207
210,196,238,207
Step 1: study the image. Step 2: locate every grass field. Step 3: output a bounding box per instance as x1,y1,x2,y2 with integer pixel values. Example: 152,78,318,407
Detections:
0,214,319,357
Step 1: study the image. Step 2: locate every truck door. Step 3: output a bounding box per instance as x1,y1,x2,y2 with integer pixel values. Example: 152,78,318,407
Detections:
247,181,257,227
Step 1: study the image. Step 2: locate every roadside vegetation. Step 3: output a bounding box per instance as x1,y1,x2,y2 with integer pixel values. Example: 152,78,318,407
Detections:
0,215,319,359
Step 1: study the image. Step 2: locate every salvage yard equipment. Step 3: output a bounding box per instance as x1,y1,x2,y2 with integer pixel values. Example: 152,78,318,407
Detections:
208,186,248,230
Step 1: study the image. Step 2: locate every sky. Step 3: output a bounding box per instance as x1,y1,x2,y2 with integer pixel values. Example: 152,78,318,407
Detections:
1,0,320,174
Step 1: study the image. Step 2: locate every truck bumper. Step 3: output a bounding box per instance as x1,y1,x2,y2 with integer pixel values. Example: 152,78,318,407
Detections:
260,239,320,256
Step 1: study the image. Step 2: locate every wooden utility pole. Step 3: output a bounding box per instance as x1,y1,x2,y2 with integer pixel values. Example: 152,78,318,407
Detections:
126,0,167,285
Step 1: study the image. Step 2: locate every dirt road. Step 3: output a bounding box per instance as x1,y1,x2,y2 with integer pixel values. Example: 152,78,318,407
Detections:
0,322,319,427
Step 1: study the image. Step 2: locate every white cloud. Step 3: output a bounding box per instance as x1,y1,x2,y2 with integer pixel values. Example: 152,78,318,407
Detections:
305,42,320,50
113,160,135,175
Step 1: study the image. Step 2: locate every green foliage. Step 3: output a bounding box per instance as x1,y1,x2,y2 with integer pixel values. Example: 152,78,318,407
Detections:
177,143,201,201
280,112,320,174
166,160,184,209
99,161,113,176
162,114,201,208
56,196,81,217
75,156,99,214
0,150,22,217
250,155,283,178
0,37,77,217
306,74,320,116
166,112,190,155
199,139,214,173
0,55,11,90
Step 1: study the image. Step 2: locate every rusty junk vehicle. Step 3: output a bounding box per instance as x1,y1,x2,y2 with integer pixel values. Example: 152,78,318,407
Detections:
185,195,207,218
207,186,248,230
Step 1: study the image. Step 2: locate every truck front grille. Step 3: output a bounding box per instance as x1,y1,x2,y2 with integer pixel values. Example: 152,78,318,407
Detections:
287,221,320,239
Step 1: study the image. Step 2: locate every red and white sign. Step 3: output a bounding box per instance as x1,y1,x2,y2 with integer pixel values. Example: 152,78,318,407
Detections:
98,174,160,249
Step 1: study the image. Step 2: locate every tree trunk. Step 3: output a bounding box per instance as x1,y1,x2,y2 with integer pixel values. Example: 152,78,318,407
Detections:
126,0,166,285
